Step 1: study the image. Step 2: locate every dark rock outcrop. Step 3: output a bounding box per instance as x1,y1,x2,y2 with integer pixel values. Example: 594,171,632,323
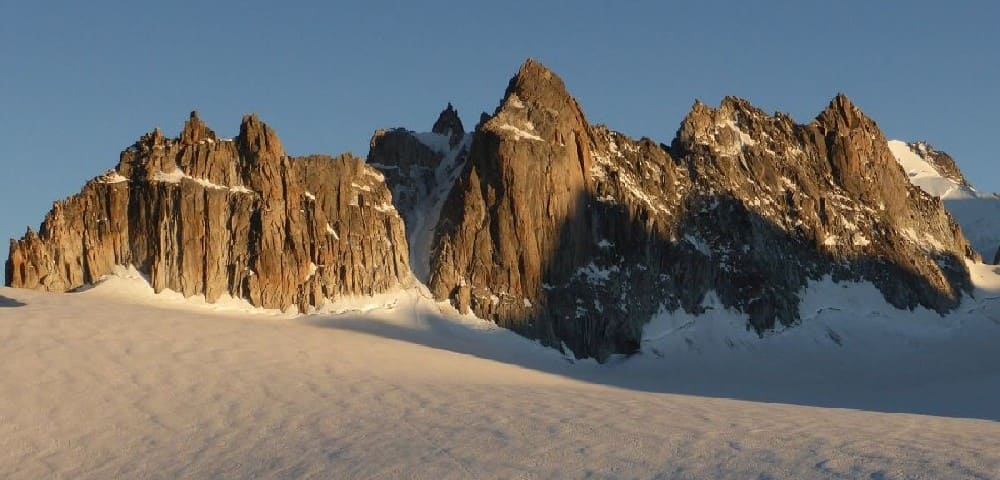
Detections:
7,112,410,312
368,106,471,280
432,103,465,148
368,128,444,223
426,60,975,360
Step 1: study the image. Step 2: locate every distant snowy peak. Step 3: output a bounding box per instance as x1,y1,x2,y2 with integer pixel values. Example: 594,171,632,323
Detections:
887,140,975,199
908,141,969,186
888,139,1000,262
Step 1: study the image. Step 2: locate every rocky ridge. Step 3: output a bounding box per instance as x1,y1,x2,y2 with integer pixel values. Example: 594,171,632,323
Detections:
6,112,410,312
423,60,975,360
5,60,984,362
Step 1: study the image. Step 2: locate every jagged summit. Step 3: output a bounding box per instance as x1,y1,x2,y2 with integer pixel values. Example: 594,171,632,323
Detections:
431,103,465,148
478,58,593,161
674,95,771,154
497,58,587,123
179,111,216,145
675,92,915,220
814,92,870,131
476,111,490,129
238,113,284,158
147,126,166,146
505,58,564,99
503,59,568,103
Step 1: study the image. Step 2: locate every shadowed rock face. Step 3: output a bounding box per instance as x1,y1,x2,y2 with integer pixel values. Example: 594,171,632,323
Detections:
426,60,975,361
367,106,472,281
6,112,410,312
432,103,465,149
673,95,975,312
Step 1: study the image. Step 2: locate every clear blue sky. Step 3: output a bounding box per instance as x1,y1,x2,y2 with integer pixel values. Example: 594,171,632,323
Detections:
3,1,998,269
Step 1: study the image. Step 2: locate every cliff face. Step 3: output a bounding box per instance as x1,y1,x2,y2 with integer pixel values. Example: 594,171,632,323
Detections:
6,112,410,312
426,60,975,360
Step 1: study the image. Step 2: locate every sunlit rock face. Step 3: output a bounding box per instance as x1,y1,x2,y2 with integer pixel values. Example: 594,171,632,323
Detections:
7,112,410,312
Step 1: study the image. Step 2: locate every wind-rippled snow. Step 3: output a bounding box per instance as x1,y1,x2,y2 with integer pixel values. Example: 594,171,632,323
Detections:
1,262,998,478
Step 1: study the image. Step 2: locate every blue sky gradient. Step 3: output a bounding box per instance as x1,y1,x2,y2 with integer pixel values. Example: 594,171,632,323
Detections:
2,1,998,268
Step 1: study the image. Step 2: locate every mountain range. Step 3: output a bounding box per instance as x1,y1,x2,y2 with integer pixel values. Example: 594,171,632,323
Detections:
6,59,998,361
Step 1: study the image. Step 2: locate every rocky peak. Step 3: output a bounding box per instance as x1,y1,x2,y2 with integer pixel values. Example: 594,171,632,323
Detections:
238,113,284,159
490,59,590,140
141,127,166,148
179,111,217,145
430,59,678,359
431,103,465,148
810,94,917,221
674,96,778,158
674,93,968,254
815,93,867,131
504,58,570,106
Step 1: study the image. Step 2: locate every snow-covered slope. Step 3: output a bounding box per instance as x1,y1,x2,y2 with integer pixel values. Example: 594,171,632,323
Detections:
2,133,997,478
0,263,998,479
889,139,1000,260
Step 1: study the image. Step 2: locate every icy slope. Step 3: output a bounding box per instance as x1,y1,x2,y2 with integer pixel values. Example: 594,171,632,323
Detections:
889,139,1000,259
